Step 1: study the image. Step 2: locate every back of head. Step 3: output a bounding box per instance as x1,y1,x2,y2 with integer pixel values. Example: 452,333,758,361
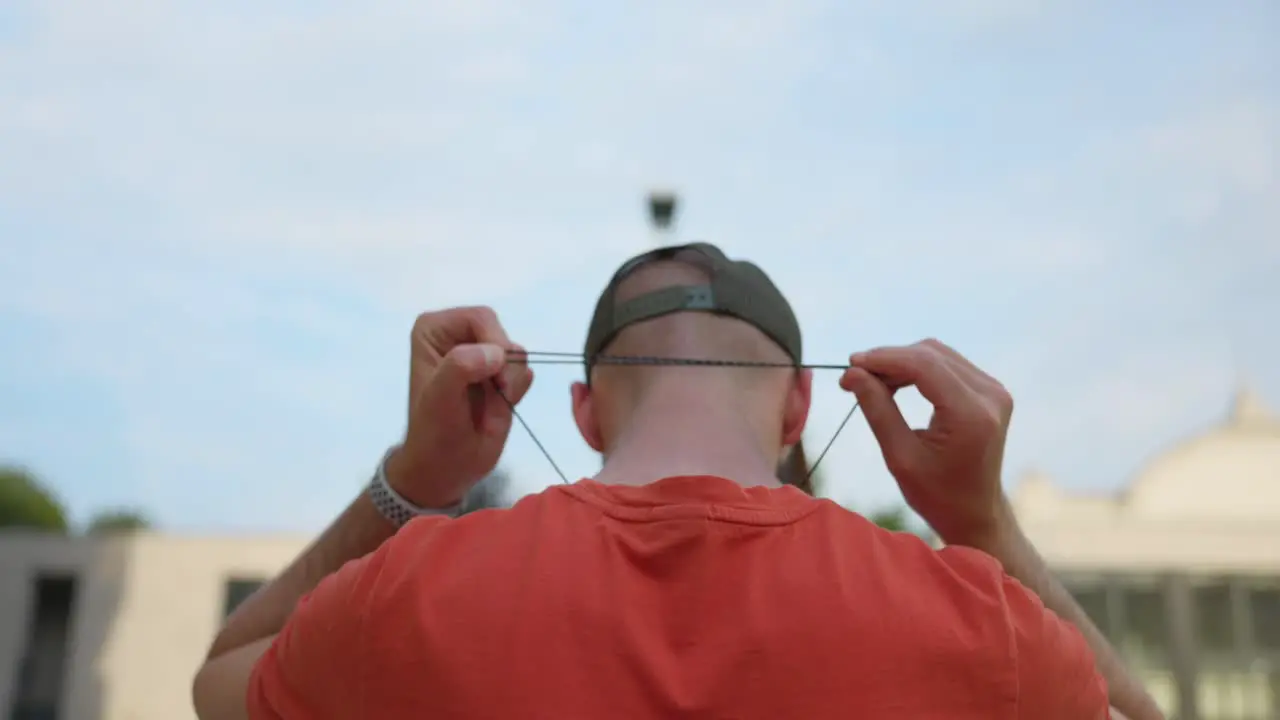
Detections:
599,255,793,394
571,244,812,466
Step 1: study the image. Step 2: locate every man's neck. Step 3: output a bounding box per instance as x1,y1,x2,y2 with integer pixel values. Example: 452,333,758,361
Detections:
593,382,781,488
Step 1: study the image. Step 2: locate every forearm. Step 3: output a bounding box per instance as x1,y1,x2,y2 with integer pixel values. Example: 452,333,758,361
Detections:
960,500,1165,720
204,493,394,660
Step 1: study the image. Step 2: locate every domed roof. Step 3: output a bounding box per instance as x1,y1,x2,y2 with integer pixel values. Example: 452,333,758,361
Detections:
1124,386,1280,521
1228,385,1275,429
1010,386,1280,524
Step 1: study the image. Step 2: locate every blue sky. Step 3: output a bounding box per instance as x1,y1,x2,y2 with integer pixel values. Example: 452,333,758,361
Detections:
1,0,1276,532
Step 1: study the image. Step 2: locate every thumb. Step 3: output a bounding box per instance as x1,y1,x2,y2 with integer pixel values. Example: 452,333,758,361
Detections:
840,366,918,467
434,343,507,388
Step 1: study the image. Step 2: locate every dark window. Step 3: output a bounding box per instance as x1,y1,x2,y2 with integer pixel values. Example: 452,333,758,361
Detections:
1120,585,1171,667
9,575,77,720
222,577,266,619
1070,586,1112,638
1249,586,1280,653
1193,581,1236,656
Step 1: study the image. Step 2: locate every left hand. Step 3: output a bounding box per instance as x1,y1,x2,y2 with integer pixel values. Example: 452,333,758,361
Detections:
838,338,1014,546
385,306,534,508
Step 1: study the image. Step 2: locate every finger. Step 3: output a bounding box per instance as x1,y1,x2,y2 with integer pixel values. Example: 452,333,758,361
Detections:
464,305,513,346
850,345,969,410
505,364,534,405
839,367,921,472
468,383,487,432
497,342,529,393
481,382,515,437
436,343,507,387
410,314,446,373
487,364,534,405
919,338,994,391
919,339,1014,419
437,305,513,347
414,306,513,350
482,362,534,436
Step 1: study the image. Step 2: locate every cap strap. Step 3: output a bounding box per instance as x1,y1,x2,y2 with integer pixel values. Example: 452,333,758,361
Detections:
612,284,716,329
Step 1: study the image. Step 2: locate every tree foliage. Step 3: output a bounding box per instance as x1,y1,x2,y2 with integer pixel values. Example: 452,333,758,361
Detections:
88,509,152,534
866,507,909,532
0,464,69,532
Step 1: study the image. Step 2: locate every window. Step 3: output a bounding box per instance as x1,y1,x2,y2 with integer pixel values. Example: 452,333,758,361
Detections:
1193,581,1236,656
8,575,78,720
222,577,266,619
1119,585,1171,666
1249,586,1280,653
1110,582,1182,717
1189,578,1278,720
1062,576,1181,716
1057,572,1280,719
1070,586,1112,637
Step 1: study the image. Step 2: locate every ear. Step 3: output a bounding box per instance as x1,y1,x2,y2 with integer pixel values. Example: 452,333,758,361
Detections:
780,369,813,447
571,381,605,453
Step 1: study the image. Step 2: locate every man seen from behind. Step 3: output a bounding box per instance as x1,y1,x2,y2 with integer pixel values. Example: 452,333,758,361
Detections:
193,243,1164,719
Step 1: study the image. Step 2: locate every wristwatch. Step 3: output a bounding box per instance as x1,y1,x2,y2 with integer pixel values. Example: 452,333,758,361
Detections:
366,446,464,528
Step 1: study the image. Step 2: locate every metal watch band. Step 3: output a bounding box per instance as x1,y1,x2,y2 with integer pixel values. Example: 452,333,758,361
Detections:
366,446,463,528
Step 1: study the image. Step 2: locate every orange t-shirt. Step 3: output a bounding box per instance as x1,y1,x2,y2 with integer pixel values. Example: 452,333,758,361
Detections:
249,475,1108,719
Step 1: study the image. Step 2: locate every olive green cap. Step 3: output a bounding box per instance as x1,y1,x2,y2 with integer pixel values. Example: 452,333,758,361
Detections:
584,242,802,370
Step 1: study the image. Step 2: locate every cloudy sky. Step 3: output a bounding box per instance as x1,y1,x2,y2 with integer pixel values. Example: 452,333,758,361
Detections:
1,0,1276,533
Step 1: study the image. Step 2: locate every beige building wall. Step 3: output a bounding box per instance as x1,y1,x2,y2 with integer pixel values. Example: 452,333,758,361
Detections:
0,533,306,720
1,387,1276,719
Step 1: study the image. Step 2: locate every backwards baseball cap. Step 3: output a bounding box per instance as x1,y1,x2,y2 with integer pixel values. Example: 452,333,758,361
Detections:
584,242,802,370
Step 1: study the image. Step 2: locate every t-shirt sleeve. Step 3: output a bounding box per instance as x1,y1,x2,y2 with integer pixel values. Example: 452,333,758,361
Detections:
1004,575,1111,720
246,517,443,719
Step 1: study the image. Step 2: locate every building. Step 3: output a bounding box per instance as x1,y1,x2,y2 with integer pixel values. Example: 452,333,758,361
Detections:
1,389,1277,720
0,534,298,720
1010,387,1280,720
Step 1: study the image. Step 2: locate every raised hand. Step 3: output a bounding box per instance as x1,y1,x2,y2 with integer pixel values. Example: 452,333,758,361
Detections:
384,306,534,509
839,339,1014,546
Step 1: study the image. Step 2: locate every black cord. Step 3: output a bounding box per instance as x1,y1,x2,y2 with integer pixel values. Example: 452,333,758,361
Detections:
490,379,569,484
492,350,863,488
508,349,851,371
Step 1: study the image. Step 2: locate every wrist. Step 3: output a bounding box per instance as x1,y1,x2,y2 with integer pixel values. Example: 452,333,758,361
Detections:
936,495,1022,557
383,446,466,509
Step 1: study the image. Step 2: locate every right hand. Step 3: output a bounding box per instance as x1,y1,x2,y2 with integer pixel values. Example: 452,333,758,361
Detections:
838,339,1015,546
385,306,533,509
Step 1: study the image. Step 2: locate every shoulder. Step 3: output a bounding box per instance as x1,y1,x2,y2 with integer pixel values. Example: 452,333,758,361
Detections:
924,541,1107,718
890,541,1107,717
396,484,576,538
840,512,1014,607
1000,574,1109,718
375,485,591,585
812,510,1017,640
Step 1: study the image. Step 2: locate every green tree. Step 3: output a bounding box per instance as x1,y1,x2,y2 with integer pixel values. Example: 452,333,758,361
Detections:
865,505,938,542
0,464,69,532
87,509,152,534
866,507,909,532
